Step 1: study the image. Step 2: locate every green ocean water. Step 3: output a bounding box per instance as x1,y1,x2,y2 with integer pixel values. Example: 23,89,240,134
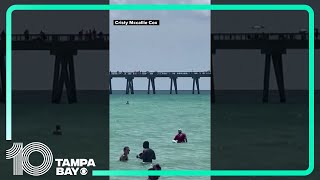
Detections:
109,94,211,180
0,91,316,180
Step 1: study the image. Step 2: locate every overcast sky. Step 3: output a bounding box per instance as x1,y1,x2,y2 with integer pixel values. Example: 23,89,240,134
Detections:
110,0,211,90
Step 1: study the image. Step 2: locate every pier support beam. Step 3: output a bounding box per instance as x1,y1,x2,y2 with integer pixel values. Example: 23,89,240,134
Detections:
147,77,156,94
192,76,200,94
125,76,134,94
50,49,78,104
211,53,215,103
0,52,5,103
109,77,112,94
170,77,178,94
262,49,286,103
263,54,271,102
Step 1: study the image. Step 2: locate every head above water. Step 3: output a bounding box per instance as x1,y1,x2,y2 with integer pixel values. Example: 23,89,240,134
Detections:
143,141,149,148
56,125,61,130
153,164,161,170
148,164,161,180
178,128,182,134
123,146,130,154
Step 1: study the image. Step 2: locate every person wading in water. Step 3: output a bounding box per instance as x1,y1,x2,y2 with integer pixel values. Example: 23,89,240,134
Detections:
119,146,130,162
136,141,156,163
173,128,187,143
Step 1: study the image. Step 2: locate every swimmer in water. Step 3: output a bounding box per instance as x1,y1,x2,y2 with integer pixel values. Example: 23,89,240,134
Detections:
126,101,129,104
119,146,130,162
136,141,156,163
173,128,187,143
53,125,62,135
148,164,161,180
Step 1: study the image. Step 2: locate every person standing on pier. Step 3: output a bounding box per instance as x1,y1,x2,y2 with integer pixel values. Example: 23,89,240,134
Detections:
24,29,30,40
173,128,187,143
92,28,97,39
79,29,84,40
136,141,156,163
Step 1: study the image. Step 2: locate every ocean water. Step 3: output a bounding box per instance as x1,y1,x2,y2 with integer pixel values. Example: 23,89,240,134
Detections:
0,103,109,180
109,93,211,180
1,90,319,180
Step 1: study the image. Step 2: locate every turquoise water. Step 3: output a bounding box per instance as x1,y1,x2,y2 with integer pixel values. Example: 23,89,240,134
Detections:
109,94,211,180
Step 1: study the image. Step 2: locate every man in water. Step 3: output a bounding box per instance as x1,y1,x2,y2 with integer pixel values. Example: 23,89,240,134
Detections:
148,164,161,180
136,141,156,163
120,146,130,161
173,128,187,143
126,101,129,104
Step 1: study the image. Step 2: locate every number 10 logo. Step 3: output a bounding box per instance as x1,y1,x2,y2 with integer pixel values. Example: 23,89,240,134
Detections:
6,142,53,176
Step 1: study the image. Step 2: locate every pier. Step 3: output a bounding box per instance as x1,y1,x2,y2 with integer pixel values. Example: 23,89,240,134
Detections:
211,32,316,103
0,31,317,103
0,33,109,103
109,71,211,94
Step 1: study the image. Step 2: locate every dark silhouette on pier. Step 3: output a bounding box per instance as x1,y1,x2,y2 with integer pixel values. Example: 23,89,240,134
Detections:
109,71,211,94
211,32,316,104
0,32,108,104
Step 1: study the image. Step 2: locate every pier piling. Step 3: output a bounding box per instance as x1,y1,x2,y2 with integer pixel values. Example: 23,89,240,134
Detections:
262,50,286,103
192,76,200,94
147,77,156,94
109,77,112,94
170,77,178,94
51,49,78,104
125,76,134,94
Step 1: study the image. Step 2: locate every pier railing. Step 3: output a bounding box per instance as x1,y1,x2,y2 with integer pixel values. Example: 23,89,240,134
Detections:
212,32,310,41
2,34,109,41
110,71,211,77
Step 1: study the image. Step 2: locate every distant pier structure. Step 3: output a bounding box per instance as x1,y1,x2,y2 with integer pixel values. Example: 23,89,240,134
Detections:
109,71,211,94
211,32,317,103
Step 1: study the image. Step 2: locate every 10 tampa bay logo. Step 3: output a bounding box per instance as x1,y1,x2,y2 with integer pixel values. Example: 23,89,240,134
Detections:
6,142,96,176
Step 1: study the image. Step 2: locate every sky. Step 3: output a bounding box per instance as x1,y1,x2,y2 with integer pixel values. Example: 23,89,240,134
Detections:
0,0,319,90
110,0,211,90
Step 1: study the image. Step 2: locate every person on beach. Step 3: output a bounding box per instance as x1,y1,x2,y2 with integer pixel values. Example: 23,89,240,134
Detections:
173,128,187,143
148,164,161,180
120,146,130,161
136,141,156,163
